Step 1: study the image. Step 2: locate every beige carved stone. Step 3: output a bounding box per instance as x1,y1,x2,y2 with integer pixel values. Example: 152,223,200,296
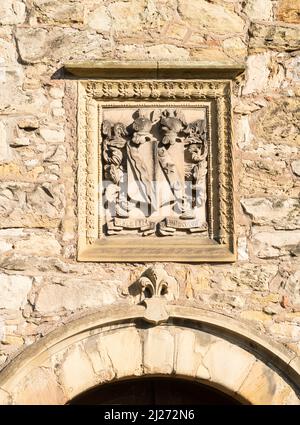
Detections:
0,305,299,405
136,264,179,324
75,66,236,262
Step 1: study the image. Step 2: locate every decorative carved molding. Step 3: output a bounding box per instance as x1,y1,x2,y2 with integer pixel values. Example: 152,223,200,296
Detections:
86,80,227,100
136,265,179,324
77,79,236,262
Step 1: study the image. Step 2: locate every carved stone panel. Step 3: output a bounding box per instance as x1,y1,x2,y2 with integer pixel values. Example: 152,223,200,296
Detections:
77,79,235,262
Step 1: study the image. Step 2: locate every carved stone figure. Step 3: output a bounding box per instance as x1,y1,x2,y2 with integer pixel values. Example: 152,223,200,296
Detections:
101,107,208,237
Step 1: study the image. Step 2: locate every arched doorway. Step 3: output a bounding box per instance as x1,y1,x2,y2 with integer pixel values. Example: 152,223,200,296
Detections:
70,377,242,405
0,304,299,405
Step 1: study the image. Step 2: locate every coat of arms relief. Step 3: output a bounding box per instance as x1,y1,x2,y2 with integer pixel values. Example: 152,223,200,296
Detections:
77,78,235,262
101,107,209,237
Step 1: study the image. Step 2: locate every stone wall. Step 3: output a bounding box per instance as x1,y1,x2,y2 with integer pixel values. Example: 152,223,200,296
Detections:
0,0,299,371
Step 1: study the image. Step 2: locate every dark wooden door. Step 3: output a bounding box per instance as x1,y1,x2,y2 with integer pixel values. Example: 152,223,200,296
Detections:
70,377,241,405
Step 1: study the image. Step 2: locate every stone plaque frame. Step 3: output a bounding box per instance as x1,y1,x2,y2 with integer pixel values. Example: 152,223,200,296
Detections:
75,71,237,262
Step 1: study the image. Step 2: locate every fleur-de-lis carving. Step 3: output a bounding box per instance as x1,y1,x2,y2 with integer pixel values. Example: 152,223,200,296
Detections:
136,265,178,324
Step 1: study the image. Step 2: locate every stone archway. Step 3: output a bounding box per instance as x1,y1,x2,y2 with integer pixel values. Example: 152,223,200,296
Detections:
0,302,299,405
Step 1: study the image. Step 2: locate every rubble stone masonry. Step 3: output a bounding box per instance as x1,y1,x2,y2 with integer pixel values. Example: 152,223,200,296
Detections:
0,0,299,380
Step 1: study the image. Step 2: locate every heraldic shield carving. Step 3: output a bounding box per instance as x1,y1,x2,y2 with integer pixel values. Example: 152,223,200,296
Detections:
102,108,208,237
76,78,236,262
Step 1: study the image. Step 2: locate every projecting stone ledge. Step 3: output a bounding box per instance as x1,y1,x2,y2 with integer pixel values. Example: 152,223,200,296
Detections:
64,60,245,79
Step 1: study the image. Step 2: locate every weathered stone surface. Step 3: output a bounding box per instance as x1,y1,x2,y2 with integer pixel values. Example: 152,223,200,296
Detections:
143,328,174,374
100,328,142,379
0,274,32,310
239,360,300,404
15,27,111,64
240,310,272,322
174,329,212,379
178,0,245,34
276,0,300,24
284,270,300,306
268,322,300,343
32,0,84,24
17,118,39,130
243,0,273,21
108,0,146,36
237,237,249,261
203,340,256,392
86,5,112,33
0,1,26,25
116,43,190,60
240,159,294,197
235,115,253,148
222,37,247,61
13,234,61,256
249,22,300,52
254,98,300,146
243,53,270,95
213,264,278,292
253,229,300,258
34,279,119,313
0,183,64,228
0,240,12,254
0,122,13,163
291,160,300,177
13,366,66,405
241,198,300,229
39,128,64,143
83,336,115,382
0,0,299,403
57,344,95,399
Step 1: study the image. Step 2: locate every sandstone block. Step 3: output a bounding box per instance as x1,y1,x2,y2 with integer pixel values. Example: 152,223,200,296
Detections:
235,115,253,148
14,234,61,256
32,0,84,24
178,0,244,34
243,53,270,95
239,360,300,404
34,279,119,313
143,328,174,374
57,344,95,399
202,340,256,392
39,128,64,143
99,328,142,379
240,310,272,322
0,240,12,254
268,322,300,343
13,366,66,405
0,274,32,310
291,160,300,177
237,237,249,261
0,122,13,163
17,118,39,130
285,271,300,306
15,27,111,64
249,22,300,52
243,0,273,21
222,37,247,61
276,0,300,24
0,182,63,229
174,329,214,379
241,198,300,229
83,336,115,382
254,98,300,146
108,0,146,35
0,1,26,25
253,229,300,258
86,5,112,33
117,44,189,60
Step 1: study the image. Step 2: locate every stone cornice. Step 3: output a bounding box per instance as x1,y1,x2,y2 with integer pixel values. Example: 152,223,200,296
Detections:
64,60,245,79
